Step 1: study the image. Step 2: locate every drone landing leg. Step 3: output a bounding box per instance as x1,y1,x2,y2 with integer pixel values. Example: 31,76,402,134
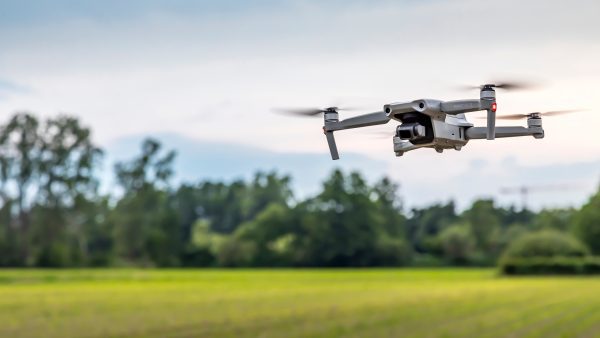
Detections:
324,131,339,160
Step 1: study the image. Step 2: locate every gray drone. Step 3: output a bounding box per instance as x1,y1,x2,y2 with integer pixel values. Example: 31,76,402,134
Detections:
279,82,579,160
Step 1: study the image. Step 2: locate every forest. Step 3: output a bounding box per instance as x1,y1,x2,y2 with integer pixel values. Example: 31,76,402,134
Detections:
0,112,599,271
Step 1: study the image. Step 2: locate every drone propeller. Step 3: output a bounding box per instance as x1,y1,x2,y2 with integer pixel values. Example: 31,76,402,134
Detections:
273,106,357,117
274,105,359,160
476,109,586,120
461,80,538,91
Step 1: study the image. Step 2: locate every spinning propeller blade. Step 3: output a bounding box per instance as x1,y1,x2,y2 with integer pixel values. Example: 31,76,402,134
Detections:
460,80,538,91
275,105,356,160
273,106,358,117
273,107,328,116
478,109,587,120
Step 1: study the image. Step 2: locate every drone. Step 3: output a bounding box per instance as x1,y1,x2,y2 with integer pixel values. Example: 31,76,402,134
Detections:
278,82,581,160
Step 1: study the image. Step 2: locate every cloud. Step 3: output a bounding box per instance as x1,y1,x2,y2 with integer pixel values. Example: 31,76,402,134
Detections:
103,133,600,211
103,132,390,198
0,79,31,103
0,79,29,93
0,0,598,208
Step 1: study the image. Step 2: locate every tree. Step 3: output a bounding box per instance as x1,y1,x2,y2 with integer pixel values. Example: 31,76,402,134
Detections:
462,199,502,253
572,188,600,254
33,115,103,266
406,202,457,253
0,113,102,266
372,177,406,237
533,208,574,232
245,172,292,221
195,180,247,234
437,224,476,264
291,170,386,266
235,203,292,266
112,138,180,266
0,113,40,264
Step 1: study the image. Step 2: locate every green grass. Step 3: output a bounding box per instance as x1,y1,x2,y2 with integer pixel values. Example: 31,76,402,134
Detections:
0,269,598,338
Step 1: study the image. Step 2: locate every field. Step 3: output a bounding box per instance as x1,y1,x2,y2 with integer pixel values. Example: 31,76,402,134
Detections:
0,269,598,338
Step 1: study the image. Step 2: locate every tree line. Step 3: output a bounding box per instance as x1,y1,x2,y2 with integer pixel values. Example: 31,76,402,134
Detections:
0,112,598,268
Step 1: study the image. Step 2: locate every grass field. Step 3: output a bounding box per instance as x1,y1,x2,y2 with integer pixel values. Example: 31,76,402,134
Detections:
0,269,598,338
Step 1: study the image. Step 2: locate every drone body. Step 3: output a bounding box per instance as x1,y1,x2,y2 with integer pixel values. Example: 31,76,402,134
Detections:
384,97,544,157
280,83,576,160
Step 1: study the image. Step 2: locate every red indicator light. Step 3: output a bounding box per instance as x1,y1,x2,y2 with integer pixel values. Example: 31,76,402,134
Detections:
491,102,497,112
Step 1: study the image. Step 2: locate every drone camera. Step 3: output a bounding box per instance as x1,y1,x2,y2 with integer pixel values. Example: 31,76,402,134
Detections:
397,123,427,141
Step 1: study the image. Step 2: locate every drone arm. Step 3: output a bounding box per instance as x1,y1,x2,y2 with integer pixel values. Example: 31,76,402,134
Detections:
325,111,389,132
440,99,496,139
321,111,388,160
465,126,544,139
440,100,482,114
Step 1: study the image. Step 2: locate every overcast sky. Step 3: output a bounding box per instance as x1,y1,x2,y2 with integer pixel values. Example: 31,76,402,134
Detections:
0,0,599,210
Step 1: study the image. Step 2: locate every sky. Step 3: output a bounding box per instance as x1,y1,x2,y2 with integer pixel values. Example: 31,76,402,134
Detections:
0,0,599,210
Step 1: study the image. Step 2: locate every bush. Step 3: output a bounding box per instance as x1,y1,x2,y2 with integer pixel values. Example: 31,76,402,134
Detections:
501,230,589,259
410,254,445,267
437,225,476,264
572,190,600,255
373,236,412,266
500,256,600,275
214,237,257,267
499,230,595,275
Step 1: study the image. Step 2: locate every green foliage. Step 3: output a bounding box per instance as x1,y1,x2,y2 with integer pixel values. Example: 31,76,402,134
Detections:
500,256,600,275
492,224,530,255
437,224,476,264
407,202,457,253
0,113,102,266
501,230,589,259
111,139,181,266
235,203,292,266
533,208,574,231
289,170,406,267
373,235,412,266
214,237,257,267
462,199,502,252
0,111,600,269
572,188,600,254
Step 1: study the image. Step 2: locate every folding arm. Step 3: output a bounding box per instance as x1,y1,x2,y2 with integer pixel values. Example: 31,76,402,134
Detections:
324,111,390,132
442,98,496,140
465,126,544,140
440,100,482,114
322,111,390,160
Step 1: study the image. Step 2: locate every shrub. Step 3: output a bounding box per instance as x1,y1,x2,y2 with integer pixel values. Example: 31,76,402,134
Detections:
501,230,589,260
437,225,476,264
572,190,600,254
214,237,257,267
373,236,412,266
500,256,600,275
499,230,595,275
